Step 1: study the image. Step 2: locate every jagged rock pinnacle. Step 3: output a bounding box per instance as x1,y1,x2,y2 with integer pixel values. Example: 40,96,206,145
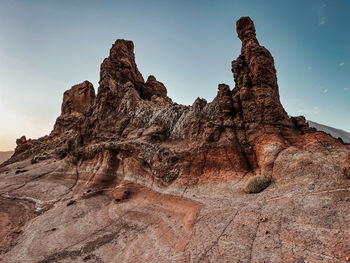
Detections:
99,39,144,89
231,16,293,135
236,16,257,42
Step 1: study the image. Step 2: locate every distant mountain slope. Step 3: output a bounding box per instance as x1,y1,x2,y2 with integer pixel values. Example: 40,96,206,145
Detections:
308,120,350,143
0,151,14,164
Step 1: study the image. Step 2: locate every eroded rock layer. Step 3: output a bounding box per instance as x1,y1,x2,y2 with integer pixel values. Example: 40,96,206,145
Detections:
1,17,349,262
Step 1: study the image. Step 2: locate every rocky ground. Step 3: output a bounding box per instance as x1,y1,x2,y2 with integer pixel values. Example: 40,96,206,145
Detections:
1,17,349,262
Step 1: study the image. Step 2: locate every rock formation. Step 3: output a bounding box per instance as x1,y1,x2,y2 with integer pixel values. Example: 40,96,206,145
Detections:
52,80,95,135
231,17,293,133
1,17,349,262
141,75,172,103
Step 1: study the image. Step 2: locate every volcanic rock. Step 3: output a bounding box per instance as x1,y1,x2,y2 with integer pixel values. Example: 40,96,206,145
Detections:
231,17,293,135
291,115,310,132
99,39,144,90
141,75,172,103
52,80,95,135
16,136,27,146
1,17,349,263
61,81,95,115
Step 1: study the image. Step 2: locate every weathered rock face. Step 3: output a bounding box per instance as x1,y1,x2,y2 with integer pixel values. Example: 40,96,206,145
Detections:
141,75,172,103
291,115,311,132
100,39,144,89
1,17,350,262
52,80,95,135
61,81,95,115
231,17,293,136
14,136,29,155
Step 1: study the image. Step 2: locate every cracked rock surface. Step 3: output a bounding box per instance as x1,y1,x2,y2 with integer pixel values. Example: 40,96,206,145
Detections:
1,17,350,262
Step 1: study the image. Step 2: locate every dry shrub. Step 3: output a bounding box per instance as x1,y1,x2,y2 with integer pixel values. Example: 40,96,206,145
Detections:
244,175,271,194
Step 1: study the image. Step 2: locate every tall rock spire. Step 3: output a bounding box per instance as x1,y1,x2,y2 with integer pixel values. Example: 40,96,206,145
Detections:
231,16,293,141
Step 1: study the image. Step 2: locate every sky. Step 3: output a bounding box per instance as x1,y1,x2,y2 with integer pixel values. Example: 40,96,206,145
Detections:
0,0,349,151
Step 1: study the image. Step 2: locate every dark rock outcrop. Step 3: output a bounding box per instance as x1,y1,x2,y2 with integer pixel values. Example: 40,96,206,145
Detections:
52,80,95,135
13,136,32,158
141,75,172,103
100,39,144,89
61,81,95,115
291,115,310,131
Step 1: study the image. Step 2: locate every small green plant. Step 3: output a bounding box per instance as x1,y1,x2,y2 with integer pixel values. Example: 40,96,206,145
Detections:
244,175,271,193
342,164,350,179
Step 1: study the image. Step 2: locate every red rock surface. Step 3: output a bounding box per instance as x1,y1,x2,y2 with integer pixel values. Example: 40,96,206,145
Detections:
1,17,350,262
141,75,172,103
52,80,95,135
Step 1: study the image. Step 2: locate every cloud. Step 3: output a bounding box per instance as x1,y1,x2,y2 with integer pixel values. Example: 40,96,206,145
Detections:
318,1,327,25
319,86,328,94
339,62,345,67
319,17,326,25
297,108,320,115
344,88,349,91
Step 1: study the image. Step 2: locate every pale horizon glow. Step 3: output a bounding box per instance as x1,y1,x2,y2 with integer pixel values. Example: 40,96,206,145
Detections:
0,0,349,151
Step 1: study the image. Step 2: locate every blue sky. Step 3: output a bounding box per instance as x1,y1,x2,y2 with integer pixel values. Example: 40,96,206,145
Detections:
0,0,349,150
